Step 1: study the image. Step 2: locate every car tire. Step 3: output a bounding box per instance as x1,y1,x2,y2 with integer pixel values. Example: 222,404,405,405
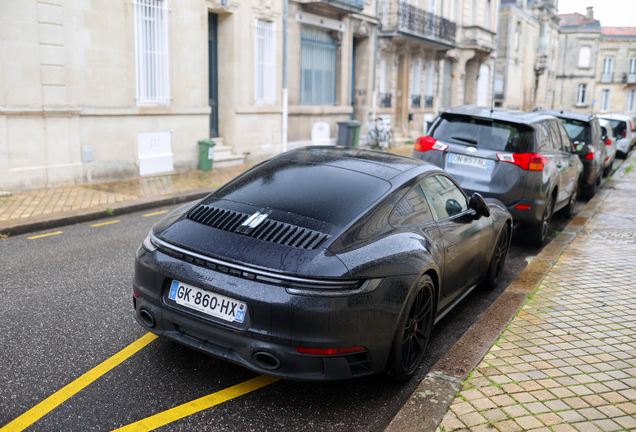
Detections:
603,160,613,177
527,195,554,248
582,171,601,199
484,224,510,290
617,150,626,160
387,276,435,382
563,182,578,219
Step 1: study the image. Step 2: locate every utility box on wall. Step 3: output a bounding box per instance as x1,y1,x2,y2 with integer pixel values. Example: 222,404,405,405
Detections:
138,131,174,176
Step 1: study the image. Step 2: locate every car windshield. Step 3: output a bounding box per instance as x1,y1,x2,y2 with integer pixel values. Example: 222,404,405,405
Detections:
430,114,534,152
213,160,391,228
559,118,592,144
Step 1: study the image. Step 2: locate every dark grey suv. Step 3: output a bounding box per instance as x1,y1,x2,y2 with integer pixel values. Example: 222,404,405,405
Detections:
413,106,583,247
534,110,607,199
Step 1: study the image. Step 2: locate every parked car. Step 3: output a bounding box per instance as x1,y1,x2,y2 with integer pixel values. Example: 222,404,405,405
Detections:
534,110,607,200
597,113,636,159
598,117,617,177
412,105,582,247
133,147,512,382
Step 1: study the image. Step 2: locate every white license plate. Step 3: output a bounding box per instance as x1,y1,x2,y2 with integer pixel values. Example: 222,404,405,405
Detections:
168,280,247,323
448,153,493,170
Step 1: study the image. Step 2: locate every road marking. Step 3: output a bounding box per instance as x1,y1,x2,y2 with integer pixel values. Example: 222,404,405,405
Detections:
27,231,63,240
1,333,157,432
142,210,169,217
112,375,280,432
91,220,121,227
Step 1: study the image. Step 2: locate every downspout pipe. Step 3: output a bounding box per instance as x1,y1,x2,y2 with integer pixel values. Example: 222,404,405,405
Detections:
282,0,289,153
372,0,379,122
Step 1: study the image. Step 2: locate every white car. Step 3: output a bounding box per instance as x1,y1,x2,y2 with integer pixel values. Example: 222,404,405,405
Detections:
598,114,636,159
598,118,617,177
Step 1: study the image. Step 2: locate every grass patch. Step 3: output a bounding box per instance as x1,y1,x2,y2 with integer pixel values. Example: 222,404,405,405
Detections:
0,232,9,239
106,207,114,217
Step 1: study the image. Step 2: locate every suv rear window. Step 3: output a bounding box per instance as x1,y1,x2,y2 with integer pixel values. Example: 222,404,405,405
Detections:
606,119,627,138
559,118,592,145
430,114,534,153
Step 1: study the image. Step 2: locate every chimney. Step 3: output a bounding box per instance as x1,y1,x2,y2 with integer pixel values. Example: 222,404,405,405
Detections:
586,6,593,19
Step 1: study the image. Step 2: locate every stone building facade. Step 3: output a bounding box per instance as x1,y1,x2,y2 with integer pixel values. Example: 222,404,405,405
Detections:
495,0,560,111
0,0,379,191
594,27,636,115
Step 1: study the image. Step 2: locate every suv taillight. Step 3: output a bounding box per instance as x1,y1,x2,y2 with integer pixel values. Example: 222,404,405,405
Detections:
623,129,627,139
605,138,612,146
414,136,449,152
585,145,596,160
497,153,547,171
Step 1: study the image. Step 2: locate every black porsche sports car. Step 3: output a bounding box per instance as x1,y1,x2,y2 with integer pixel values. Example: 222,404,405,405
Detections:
133,147,512,381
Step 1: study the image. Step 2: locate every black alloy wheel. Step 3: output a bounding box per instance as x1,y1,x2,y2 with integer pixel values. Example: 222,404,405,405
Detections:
528,195,554,247
388,276,435,382
484,224,510,289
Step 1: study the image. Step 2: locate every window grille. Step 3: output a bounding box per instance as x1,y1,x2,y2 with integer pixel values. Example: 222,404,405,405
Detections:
255,20,277,105
411,57,422,107
134,0,170,106
300,26,338,106
630,58,636,75
424,59,434,100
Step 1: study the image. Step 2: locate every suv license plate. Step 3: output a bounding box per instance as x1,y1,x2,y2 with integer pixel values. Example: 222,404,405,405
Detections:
168,280,247,323
449,153,493,170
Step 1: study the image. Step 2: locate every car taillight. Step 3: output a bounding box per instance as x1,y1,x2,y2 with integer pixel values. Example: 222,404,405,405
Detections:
515,204,532,210
414,136,449,152
497,153,547,171
630,120,634,131
295,346,366,355
623,129,627,139
605,138,612,146
585,146,596,160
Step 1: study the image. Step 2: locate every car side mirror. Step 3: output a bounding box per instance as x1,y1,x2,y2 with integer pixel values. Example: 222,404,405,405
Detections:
469,193,491,218
445,199,463,217
575,143,589,155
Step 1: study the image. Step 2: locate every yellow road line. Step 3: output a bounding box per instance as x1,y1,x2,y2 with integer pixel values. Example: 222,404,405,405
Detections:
1,333,157,432
27,231,63,240
112,375,280,432
91,220,121,227
142,210,169,217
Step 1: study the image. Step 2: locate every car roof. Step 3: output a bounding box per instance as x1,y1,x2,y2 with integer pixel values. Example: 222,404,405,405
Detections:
598,113,633,121
273,146,440,181
442,104,557,125
536,109,597,123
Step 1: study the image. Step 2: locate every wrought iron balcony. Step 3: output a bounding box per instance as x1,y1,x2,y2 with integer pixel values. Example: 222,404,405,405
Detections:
411,94,421,108
380,0,456,48
424,95,434,108
601,73,613,83
379,93,392,108
296,0,364,14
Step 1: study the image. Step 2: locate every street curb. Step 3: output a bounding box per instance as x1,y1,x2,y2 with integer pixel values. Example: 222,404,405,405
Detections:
0,189,212,238
385,152,636,432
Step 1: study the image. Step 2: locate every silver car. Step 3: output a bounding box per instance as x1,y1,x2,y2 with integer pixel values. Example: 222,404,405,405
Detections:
598,118,617,177
598,113,636,158
413,106,582,247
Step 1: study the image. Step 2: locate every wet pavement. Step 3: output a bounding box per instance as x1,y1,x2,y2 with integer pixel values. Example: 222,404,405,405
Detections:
434,155,636,432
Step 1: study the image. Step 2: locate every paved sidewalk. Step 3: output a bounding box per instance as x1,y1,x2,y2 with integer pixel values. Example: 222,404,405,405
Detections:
432,160,636,431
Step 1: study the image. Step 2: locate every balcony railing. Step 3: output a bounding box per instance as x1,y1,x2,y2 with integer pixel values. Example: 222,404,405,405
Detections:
424,95,434,108
297,0,364,13
411,94,421,108
601,73,613,83
380,0,456,47
628,74,636,84
379,93,392,108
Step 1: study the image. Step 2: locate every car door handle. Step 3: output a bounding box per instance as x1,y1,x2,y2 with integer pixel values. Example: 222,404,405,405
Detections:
556,163,563,169
447,245,456,255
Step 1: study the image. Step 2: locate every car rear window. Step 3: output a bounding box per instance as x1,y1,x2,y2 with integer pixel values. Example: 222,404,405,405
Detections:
212,160,391,229
606,119,627,138
430,114,534,153
559,118,592,145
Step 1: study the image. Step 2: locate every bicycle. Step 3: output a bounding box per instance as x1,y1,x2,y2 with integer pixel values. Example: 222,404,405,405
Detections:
366,117,393,150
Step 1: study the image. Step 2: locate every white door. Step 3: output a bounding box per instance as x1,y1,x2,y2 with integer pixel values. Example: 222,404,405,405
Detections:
477,63,490,106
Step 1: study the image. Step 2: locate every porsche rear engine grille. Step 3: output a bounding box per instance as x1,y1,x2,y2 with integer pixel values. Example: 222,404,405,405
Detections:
187,205,329,249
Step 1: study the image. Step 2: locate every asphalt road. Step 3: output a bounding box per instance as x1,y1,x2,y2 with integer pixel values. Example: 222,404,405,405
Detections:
0,197,586,432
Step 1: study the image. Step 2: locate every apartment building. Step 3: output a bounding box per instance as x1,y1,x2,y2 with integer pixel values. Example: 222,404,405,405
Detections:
0,0,379,191
594,27,636,114
495,0,559,111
